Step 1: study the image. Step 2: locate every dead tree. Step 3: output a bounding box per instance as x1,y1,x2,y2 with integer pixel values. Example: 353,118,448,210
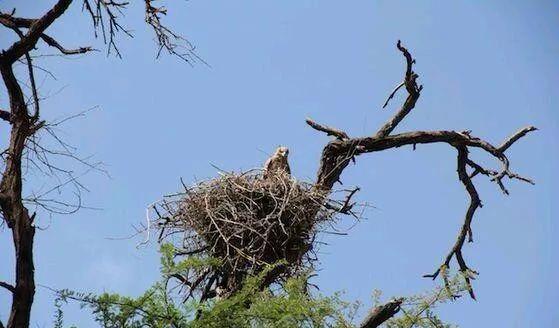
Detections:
0,1,195,327
306,41,536,327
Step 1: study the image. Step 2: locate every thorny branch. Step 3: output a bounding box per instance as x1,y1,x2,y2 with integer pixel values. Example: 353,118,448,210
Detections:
308,40,536,302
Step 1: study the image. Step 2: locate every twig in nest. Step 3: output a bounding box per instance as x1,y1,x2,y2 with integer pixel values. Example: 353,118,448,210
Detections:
150,169,358,301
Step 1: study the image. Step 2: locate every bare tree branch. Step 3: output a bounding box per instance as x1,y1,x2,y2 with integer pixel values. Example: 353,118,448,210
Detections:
337,186,360,214
80,0,201,63
310,41,536,299
144,0,203,64
382,81,405,109
375,40,422,138
0,109,11,122
423,146,479,300
498,126,538,152
0,13,36,29
466,158,497,179
0,11,94,56
82,0,132,57
0,281,15,294
1,0,73,63
23,52,40,120
305,118,349,140
40,34,94,55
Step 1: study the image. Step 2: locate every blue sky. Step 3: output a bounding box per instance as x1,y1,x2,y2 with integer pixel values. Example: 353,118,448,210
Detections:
0,1,557,327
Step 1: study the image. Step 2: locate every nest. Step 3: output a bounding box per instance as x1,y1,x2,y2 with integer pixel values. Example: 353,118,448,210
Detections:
154,169,353,298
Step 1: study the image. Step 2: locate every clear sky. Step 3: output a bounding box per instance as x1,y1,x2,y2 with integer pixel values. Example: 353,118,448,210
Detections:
1,1,557,327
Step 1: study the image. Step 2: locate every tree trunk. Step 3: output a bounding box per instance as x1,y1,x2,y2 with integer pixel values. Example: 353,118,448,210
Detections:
7,213,35,328
1,60,37,328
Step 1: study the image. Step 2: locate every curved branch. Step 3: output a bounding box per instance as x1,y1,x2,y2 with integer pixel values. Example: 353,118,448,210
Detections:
40,34,94,55
375,40,422,138
381,81,404,109
499,126,538,152
305,118,349,140
424,146,479,300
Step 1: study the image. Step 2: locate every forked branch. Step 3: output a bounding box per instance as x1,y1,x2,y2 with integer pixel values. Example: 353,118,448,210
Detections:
375,40,423,138
423,146,480,300
308,41,536,301
0,11,94,55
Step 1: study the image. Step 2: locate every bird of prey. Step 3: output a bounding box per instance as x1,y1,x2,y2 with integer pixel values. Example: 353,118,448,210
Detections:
263,146,291,179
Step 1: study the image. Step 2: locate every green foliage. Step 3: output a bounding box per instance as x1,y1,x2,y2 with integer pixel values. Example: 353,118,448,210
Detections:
51,244,466,328
53,282,193,328
53,296,65,328
52,244,355,328
159,243,221,276
193,266,355,328
380,274,467,328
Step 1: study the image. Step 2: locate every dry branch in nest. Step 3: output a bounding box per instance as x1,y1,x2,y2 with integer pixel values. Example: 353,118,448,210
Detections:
152,169,359,301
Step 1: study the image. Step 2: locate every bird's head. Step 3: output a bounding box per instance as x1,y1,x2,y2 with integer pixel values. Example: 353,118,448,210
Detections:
276,146,289,157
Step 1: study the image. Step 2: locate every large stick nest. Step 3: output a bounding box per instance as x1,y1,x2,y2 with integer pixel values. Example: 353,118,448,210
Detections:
153,169,356,298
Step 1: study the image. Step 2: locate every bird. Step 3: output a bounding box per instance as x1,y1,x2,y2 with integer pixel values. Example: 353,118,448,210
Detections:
263,146,291,179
